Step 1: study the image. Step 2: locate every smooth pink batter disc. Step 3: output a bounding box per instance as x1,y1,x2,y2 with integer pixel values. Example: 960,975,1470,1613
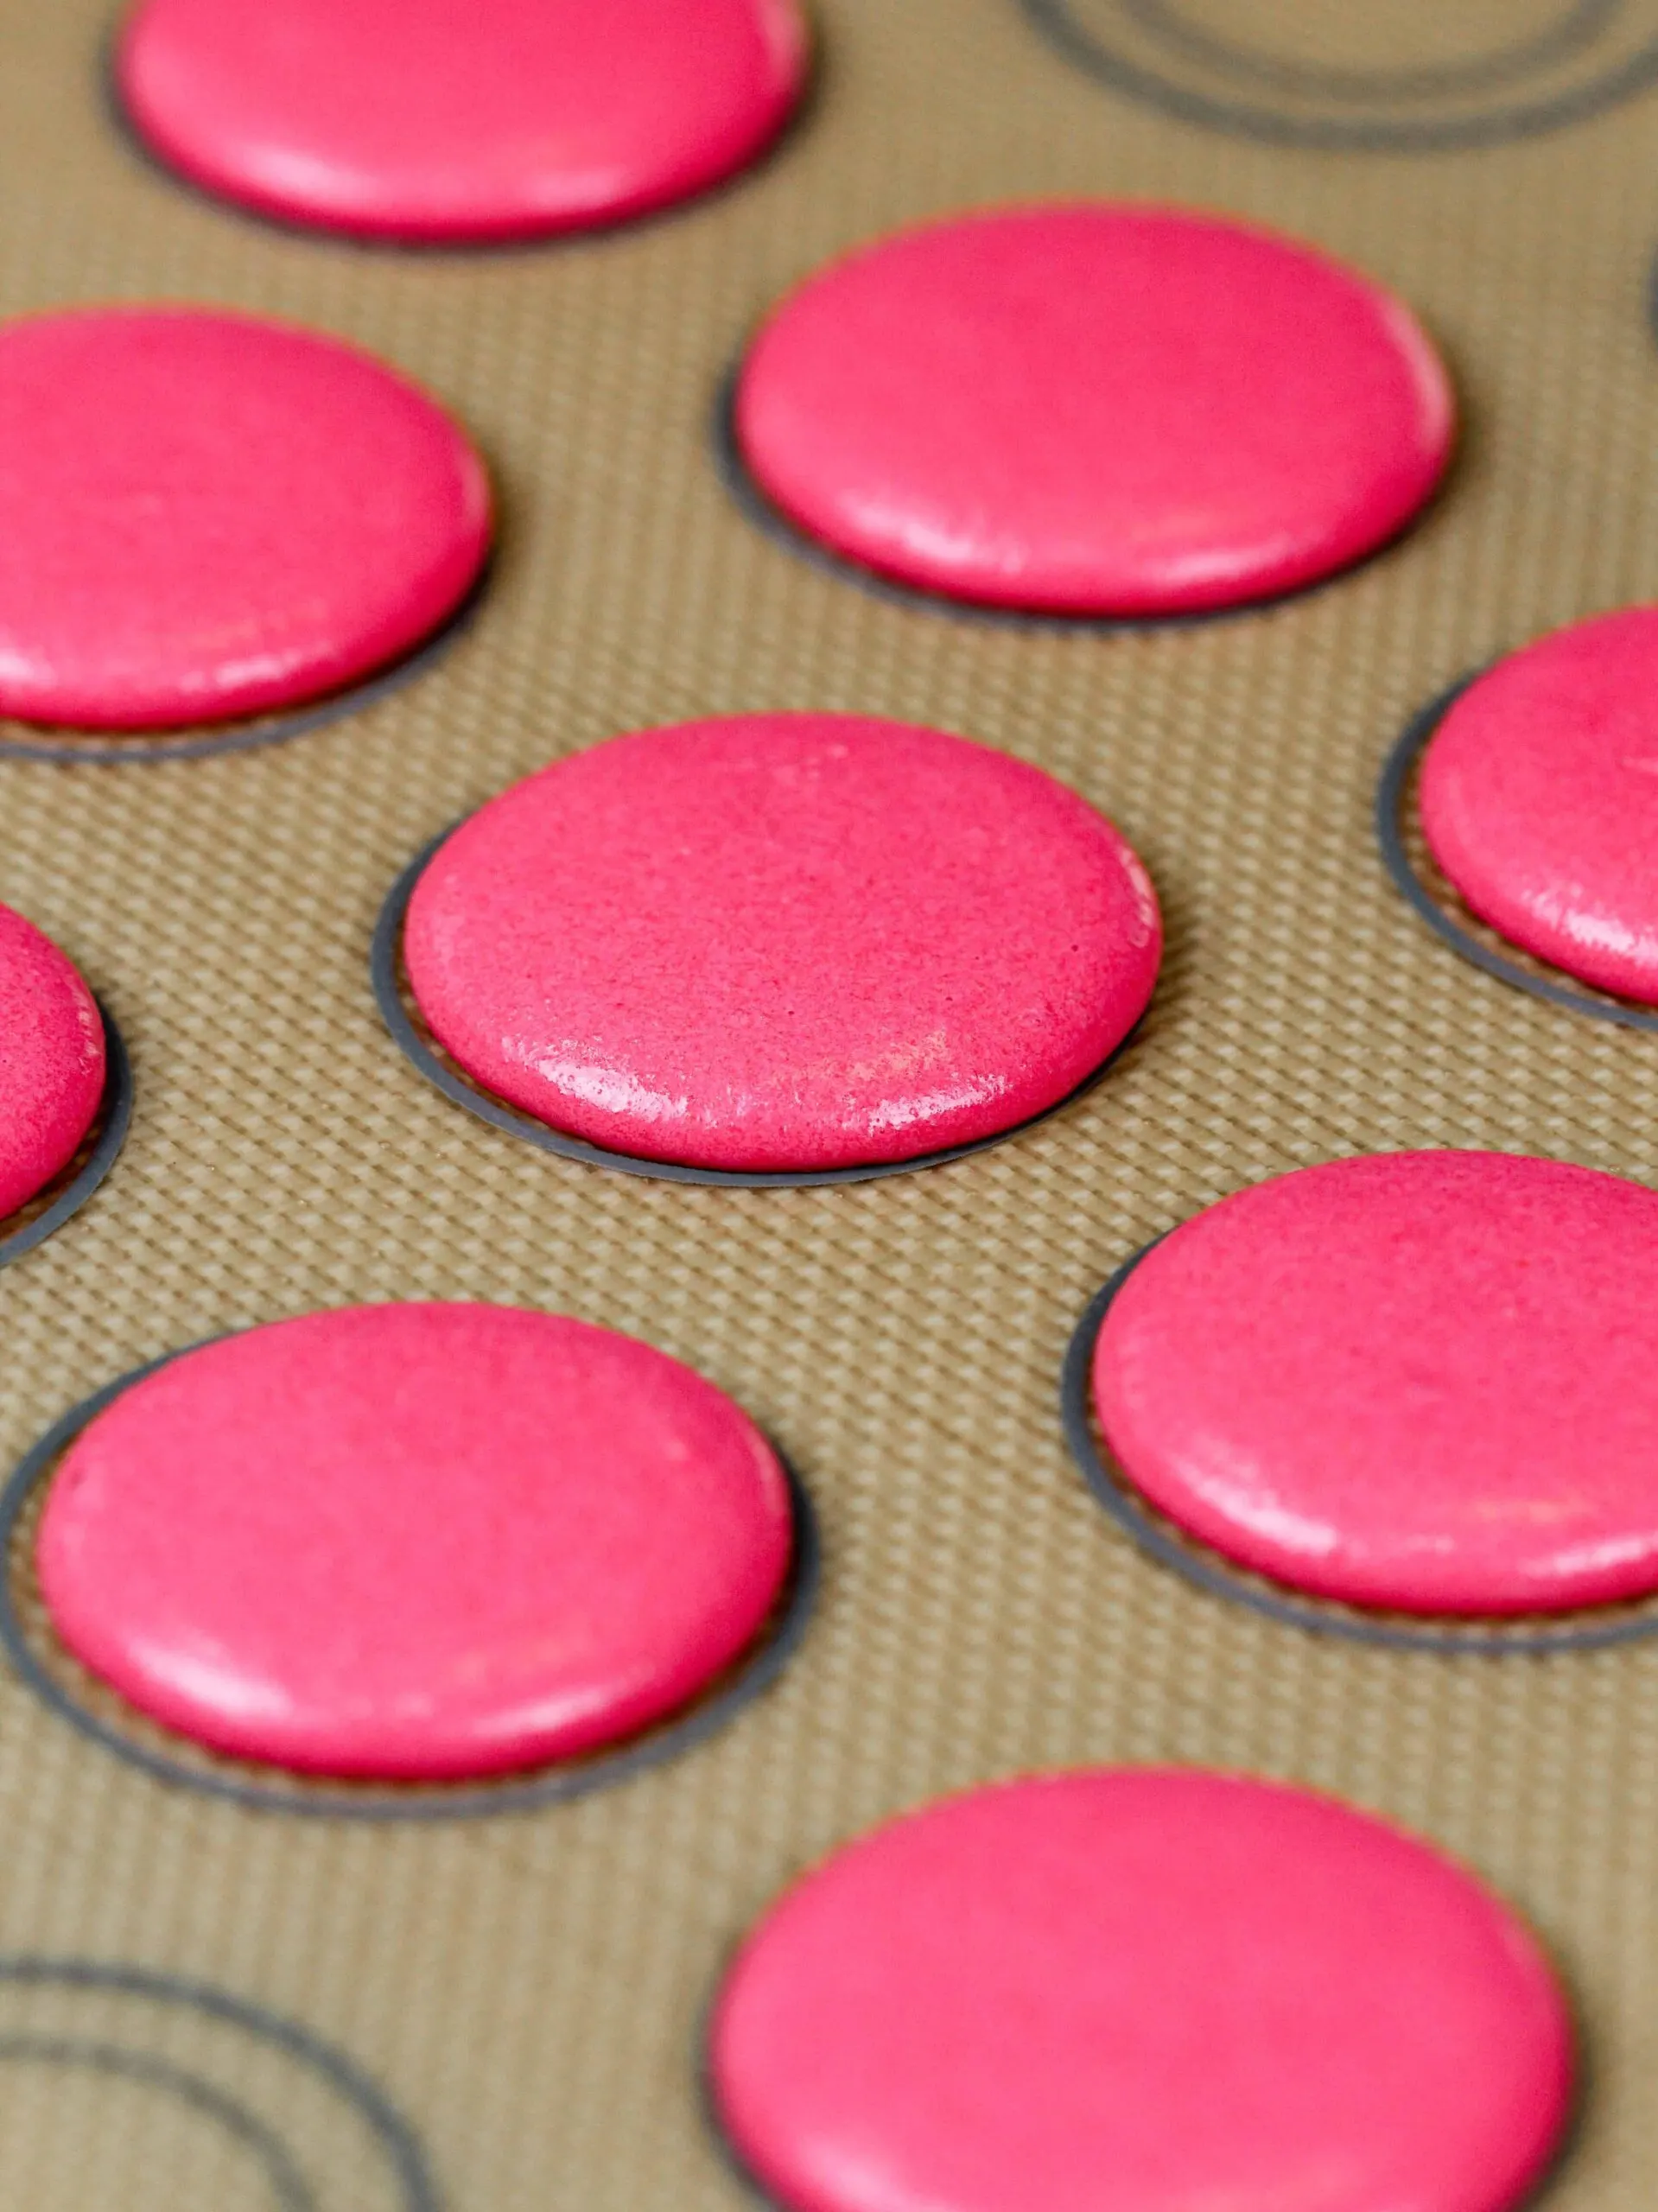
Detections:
1419,607,1658,1004
1094,1150,1658,1615
401,714,1161,1173
0,309,491,730
36,1304,794,1779
735,204,1455,615
118,0,809,243
0,906,105,1222
710,1769,1572,2212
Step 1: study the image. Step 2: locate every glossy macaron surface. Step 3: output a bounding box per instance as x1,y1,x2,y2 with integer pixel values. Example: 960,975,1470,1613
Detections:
735,204,1453,613
0,904,106,1221
1094,1150,1658,1614
0,308,490,728
118,0,809,240
403,714,1161,1173
37,1304,795,1778
1420,607,1658,1003
711,1769,1572,2212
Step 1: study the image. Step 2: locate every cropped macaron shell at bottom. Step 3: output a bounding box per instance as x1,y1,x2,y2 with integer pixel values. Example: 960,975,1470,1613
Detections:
402,714,1161,1173
710,1770,1572,2212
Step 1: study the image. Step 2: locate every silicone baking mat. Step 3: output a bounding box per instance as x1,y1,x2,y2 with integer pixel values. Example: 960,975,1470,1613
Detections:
3,1,1657,2203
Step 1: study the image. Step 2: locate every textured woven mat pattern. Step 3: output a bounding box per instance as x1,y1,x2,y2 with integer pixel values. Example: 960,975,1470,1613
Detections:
2,2,1657,2204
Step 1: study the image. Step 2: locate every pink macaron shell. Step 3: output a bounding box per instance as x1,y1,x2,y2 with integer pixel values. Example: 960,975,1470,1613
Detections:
734,203,1454,615
1094,1150,1658,1615
0,905,106,1222
1420,607,1658,1004
117,0,809,243
401,714,1161,1173
36,1304,794,1779
710,1769,1573,2212
0,308,491,730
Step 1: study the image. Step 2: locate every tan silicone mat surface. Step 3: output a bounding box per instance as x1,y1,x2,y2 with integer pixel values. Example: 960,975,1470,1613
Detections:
3,0,1658,2203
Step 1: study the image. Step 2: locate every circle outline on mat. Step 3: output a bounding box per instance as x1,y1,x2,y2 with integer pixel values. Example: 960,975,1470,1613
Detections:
1018,0,1658,150
0,564,488,766
0,1341,820,1819
373,823,1144,1188
1064,1247,1658,1652
0,1955,437,2210
1121,0,1618,105
0,1003,132,1270
0,2038,316,2209
1376,677,1658,1032
714,358,1446,628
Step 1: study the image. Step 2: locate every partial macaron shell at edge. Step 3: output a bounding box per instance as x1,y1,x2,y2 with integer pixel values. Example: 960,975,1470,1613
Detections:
0,903,106,1220
1419,606,1658,1005
0,308,491,728
709,1769,1572,2212
115,0,811,241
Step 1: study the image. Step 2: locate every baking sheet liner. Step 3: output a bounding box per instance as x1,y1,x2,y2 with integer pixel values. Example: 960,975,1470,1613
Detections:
3,0,1658,2203
0,1958,438,2211
1021,0,1658,149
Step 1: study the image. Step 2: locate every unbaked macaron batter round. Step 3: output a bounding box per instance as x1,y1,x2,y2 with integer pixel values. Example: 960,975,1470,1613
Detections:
36,1304,794,1778
0,308,491,729
1419,607,1658,1003
400,714,1161,1174
117,0,809,242
709,1769,1572,2212
0,906,105,1222
734,204,1455,614
1093,1150,1658,1615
